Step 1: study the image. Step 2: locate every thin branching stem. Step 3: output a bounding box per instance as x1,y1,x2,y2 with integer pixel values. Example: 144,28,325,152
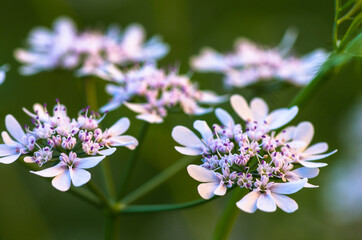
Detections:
120,156,197,206
117,121,150,199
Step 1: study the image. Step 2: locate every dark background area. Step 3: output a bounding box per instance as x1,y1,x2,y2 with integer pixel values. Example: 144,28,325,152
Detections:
0,0,361,239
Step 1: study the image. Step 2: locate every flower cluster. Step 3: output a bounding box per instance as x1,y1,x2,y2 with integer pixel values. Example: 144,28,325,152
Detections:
191,29,329,88
172,94,336,213
0,100,138,191
15,17,169,76
97,63,226,123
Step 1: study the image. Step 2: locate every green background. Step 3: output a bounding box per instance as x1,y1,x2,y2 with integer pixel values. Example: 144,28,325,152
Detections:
0,0,361,239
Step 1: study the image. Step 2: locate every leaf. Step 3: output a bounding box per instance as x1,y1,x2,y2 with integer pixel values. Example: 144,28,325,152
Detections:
345,33,362,57
339,11,362,50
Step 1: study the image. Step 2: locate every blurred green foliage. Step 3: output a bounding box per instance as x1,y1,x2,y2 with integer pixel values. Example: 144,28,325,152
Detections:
0,0,361,239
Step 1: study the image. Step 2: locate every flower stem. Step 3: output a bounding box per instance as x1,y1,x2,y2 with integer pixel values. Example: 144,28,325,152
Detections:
119,156,197,205
288,53,350,109
102,158,117,199
83,77,117,199
212,188,244,240
118,197,217,213
104,212,121,240
83,76,98,110
18,160,101,208
87,180,113,210
117,122,150,199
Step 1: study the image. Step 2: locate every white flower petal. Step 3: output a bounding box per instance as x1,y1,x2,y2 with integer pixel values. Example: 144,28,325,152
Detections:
292,121,314,146
30,163,66,177
215,108,235,127
214,183,227,196
0,144,16,156
5,115,25,143
230,95,253,121
98,148,117,156
304,183,319,188
292,167,319,179
75,156,105,169
199,91,228,104
175,146,202,156
137,113,164,123
266,106,298,130
236,190,261,213
172,126,204,147
187,164,219,182
0,153,21,164
124,102,148,114
70,168,91,187
276,126,296,142
270,178,307,194
197,182,219,199
193,120,213,141
302,149,337,161
24,156,35,163
0,71,5,85
51,170,71,192
1,131,17,146
108,117,130,136
110,135,138,150
250,98,269,122
299,161,328,168
303,142,328,156
257,192,277,212
99,101,122,113
271,193,298,213
22,107,37,120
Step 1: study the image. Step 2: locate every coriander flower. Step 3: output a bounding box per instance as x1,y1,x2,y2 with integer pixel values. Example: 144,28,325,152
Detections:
97,63,226,123
191,29,329,88
172,94,336,213
236,176,307,213
0,100,138,191
15,16,169,75
30,152,104,191
287,121,337,168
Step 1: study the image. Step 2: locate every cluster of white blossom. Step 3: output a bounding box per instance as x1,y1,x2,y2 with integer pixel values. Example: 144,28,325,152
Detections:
14,17,169,76
97,63,226,123
0,100,138,191
172,94,336,213
191,29,329,88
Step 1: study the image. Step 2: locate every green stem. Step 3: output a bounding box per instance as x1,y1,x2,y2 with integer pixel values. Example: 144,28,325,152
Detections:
288,53,349,109
333,0,340,49
117,122,150,199
118,197,217,213
87,180,113,210
83,77,117,200
68,187,102,208
212,188,244,240
104,212,121,240
102,158,117,199
120,156,197,205
83,77,98,110
18,161,101,208
337,0,361,25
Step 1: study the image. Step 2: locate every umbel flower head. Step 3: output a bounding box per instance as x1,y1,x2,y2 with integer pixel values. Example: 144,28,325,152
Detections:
96,63,227,123
191,29,329,88
14,16,169,76
0,100,138,191
172,94,336,213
